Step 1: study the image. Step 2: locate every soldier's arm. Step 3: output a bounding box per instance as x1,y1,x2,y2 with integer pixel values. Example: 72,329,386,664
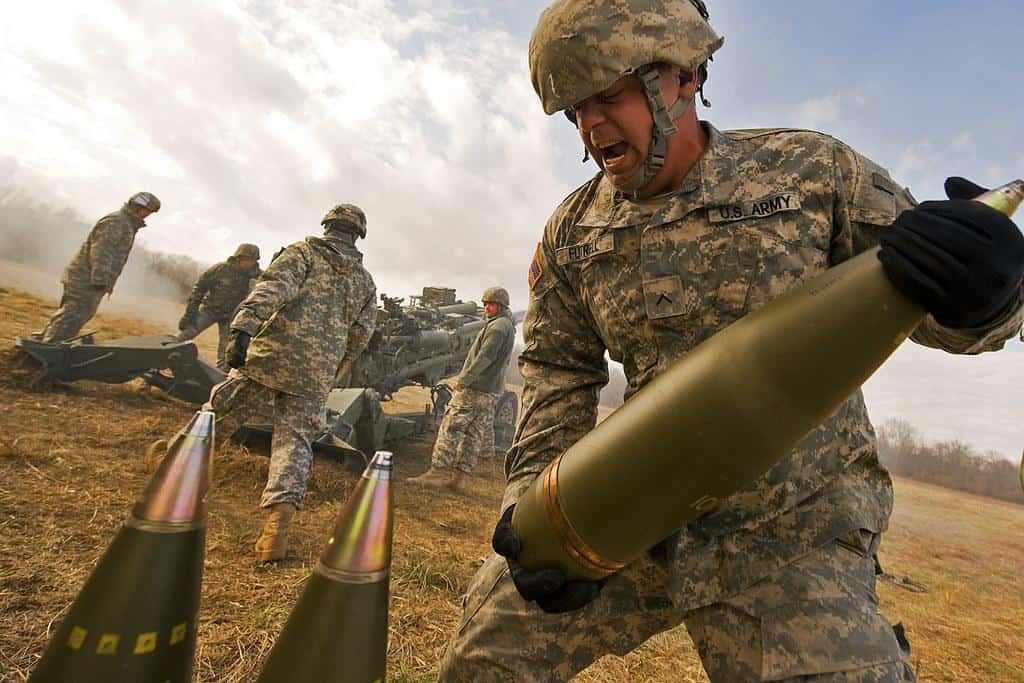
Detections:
230,244,310,335
458,319,512,387
88,216,134,290
184,264,219,315
831,143,1023,354
502,234,607,514
338,285,378,371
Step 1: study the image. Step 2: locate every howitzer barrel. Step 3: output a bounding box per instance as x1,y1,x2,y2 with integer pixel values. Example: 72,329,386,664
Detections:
412,329,454,352
438,302,479,316
512,180,1024,581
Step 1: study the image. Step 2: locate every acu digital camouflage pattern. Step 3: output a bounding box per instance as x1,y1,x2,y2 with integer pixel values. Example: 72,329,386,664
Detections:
177,258,262,368
432,310,516,472
41,205,146,342
459,309,516,395
441,531,913,682
205,373,324,509
182,258,262,322
231,233,377,399
431,387,499,473
529,0,723,114
443,125,1023,679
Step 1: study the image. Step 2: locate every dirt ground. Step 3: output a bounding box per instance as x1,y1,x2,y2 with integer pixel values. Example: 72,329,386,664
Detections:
1,286,1022,682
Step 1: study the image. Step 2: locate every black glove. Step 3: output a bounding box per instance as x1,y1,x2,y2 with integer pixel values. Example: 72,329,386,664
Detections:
224,329,251,369
492,506,604,613
878,176,1024,328
178,313,196,331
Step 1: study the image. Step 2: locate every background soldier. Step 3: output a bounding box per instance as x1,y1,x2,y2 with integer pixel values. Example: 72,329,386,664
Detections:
439,1,1024,681
176,243,262,370
410,286,516,490
191,204,374,562
40,192,161,343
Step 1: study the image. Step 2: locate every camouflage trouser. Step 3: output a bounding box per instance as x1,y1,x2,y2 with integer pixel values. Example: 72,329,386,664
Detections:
205,372,325,509
432,388,498,473
439,530,914,682
41,282,106,343
176,309,230,370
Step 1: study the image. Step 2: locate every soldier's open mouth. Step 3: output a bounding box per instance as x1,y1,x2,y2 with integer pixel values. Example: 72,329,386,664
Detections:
600,142,628,161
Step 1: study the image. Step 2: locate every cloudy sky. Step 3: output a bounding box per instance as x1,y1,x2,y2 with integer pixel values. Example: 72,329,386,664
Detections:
0,1,1021,460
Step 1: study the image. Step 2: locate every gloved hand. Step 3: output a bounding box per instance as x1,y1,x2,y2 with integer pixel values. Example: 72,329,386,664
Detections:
178,313,196,331
492,505,604,613
224,329,251,369
878,176,1024,329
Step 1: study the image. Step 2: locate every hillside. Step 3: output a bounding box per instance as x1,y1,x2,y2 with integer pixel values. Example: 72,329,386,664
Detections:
1,287,1022,682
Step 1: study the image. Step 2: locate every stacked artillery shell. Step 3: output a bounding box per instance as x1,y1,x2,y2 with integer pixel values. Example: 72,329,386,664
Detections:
513,180,1024,581
29,410,214,682
257,450,394,683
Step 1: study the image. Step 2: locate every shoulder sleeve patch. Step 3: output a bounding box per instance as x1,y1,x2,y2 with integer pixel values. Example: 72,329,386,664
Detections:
528,243,544,290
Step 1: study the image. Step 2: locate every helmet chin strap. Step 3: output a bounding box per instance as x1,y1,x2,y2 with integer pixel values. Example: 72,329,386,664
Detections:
616,65,694,196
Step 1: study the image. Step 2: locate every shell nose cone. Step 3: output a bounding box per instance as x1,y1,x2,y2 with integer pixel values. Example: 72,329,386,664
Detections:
132,410,215,525
319,451,394,578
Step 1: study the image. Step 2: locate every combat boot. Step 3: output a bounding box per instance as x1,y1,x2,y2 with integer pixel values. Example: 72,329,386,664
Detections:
408,466,456,489
255,502,296,563
144,439,169,474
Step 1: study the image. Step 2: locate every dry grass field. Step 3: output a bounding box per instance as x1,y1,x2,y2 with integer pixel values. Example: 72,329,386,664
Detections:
1,286,1022,682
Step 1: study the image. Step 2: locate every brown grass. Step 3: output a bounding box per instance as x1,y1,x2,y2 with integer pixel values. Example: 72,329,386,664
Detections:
0,285,1022,682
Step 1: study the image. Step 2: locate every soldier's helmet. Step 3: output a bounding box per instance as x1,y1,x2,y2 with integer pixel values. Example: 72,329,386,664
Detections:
233,243,261,260
529,0,723,192
128,191,161,212
529,0,722,115
481,286,510,308
321,203,367,239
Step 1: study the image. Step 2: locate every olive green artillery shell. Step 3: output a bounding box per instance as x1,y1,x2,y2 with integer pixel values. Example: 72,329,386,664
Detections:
257,451,393,683
256,576,388,683
29,410,212,682
28,526,205,683
512,180,1024,581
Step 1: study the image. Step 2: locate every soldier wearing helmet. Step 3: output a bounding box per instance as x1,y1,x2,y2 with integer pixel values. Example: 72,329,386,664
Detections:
40,192,161,343
175,243,263,369
410,286,516,490
439,1,1024,680
151,202,377,563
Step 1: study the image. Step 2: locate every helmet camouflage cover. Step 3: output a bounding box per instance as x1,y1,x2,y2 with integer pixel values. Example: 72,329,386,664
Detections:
321,203,367,238
233,243,260,260
127,191,161,212
481,286,510,308
529,0,724,115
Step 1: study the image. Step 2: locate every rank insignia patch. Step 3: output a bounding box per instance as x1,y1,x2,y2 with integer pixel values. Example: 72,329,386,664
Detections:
528,243,543,290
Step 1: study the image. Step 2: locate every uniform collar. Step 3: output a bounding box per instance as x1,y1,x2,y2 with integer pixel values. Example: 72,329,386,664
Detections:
575,121,739,229
121,204,146,230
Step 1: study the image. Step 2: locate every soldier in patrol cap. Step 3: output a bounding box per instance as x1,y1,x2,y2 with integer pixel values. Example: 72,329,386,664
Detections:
410,286,516,490
40,192,161,343
438,1,1024,681
176,243,262,370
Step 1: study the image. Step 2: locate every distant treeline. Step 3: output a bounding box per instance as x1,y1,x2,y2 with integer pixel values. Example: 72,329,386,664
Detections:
0,187,203,301
877,418,1023,505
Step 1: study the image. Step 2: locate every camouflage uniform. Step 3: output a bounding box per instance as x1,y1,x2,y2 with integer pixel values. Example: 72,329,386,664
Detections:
207,232,376,509
431,310,516,473
41,205,145,343
439,126,1024,681
176,258,262,369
